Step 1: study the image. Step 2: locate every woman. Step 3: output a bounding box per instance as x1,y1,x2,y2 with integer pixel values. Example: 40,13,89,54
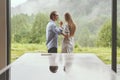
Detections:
61,12,76,53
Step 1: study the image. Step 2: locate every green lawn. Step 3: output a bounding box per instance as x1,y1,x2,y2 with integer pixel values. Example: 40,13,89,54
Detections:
11,43,120,64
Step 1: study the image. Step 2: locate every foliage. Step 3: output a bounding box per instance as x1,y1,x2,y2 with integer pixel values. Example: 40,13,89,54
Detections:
96,20,120,47
11,14,33,43
96,20,112,47
11,13,49,44
11,13,120,47
29,13,49,43
76,27,96,47
11,43,120,64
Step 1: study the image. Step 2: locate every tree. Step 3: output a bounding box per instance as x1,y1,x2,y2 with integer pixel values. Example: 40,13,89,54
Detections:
29,13,49,43
78,27,91,47
96,20,112,47
11,14,32,43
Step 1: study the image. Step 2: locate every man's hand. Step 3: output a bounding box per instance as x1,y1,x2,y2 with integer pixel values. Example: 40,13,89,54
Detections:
59,21,63,27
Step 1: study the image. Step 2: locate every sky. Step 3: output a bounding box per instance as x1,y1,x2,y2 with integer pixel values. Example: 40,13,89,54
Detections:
11,0,27,7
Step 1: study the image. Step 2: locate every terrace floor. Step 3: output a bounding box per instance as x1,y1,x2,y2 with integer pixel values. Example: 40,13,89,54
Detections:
8,53,118,80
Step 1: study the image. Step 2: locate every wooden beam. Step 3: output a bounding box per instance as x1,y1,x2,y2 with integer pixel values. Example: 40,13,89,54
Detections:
0,0,7,71
0,0,10,80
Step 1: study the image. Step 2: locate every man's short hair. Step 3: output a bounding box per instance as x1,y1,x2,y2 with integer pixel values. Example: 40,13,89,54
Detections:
50,11,58,19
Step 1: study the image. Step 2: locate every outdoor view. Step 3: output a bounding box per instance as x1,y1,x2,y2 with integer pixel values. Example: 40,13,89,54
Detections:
11,0,120,64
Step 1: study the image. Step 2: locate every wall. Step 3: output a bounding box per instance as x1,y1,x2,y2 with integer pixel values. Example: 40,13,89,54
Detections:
0,0,7,70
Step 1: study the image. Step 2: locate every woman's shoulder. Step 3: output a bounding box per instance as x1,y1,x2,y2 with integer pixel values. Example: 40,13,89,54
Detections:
63,24,70,33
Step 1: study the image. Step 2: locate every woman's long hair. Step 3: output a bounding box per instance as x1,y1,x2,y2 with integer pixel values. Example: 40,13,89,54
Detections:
65,12,76,37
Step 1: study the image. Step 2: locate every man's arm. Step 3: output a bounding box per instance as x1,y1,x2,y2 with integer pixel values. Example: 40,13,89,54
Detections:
52,25,63,35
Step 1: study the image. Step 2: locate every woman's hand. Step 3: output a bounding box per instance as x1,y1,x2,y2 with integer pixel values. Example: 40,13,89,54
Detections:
61,33,68,39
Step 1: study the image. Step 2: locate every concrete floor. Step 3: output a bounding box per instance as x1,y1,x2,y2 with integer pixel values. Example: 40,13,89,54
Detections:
117,65,120,79
10,53,117,80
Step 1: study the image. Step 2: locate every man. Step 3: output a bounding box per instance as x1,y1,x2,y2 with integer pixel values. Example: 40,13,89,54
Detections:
46,11,63,53
46,11,63,73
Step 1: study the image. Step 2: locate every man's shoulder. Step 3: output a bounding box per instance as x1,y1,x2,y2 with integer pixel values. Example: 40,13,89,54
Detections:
47,21,56,27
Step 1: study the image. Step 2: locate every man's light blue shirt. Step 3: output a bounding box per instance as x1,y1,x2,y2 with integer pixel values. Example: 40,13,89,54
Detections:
46,20,62,50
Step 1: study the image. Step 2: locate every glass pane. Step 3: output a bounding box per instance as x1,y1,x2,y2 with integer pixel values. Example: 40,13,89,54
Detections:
11,0,112,64
117,0,120,78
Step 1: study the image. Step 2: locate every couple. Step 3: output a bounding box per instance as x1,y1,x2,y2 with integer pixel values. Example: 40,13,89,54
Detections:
46,11,76,53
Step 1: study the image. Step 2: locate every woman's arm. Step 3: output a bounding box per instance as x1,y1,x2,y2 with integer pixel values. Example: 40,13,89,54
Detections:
61,33,69,38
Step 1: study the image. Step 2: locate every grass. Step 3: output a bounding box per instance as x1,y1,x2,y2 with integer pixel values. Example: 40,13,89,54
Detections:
11,43,120,64
11,43,47,62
